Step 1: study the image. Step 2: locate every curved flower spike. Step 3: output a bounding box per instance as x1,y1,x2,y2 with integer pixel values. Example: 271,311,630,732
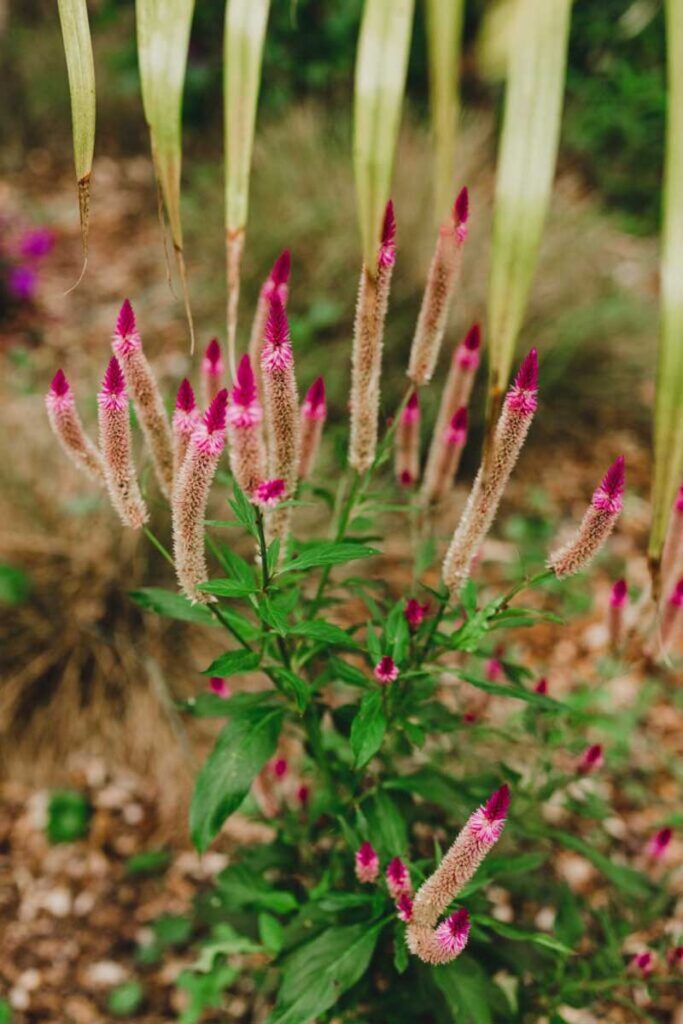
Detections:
548,457,625,578
46,369,105,484
112,300,174,498
408,188,469,386
228,354,266,497
299,377,326,480
407,784,509,965
172,378,200,476
443,351,538,594
395,390,420,488
97,357,148,529
172,389,228,602
349,200,396,473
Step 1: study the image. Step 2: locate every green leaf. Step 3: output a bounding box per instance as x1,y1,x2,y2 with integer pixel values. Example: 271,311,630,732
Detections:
125,850,171,877
456,671,568,712
259,596,290,635
350,690,387,768
279,542,378,574
270,668,310,712
193,923,261,972
555,884,585,947
267,922,383,1024
215,546,255,586
46,789,91,843
548,830,652,898
393,922,409,974
214,606,260,644
289,620,361,648
0,564,30,605
432,954,493,1024
130,587,216,626
330,657,371,688
366,790,407,856
229,483,258,536
474,914,572,955
190,705,284,851
216,863,298,914
0,999,10,1024
198,579,259,598
366,622,383,662
258,912,284,953
107,980,144,1017
202,649,261,677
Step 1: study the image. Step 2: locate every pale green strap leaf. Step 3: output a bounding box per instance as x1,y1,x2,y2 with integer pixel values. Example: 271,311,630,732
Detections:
425,0,465,223
353,0,415,269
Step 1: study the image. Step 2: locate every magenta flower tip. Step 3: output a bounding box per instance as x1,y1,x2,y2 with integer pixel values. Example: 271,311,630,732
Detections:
378,200,397,267
534,677,548,695
265,295,289,346
396,893,413,923
506,349,538,414
593,456,625,513
204,338,222,372
233,354,257,406
374,655,399,684
176,378,196,413
610,579,628,608
578,743,604,773
386,857,411,899
669,578,683,607
209,677,230,699
355,841,380,883
435,908,470,957
632,951,654,976
116,298,136,338
401,390,420,424
253,478,286,508
405,598,429,630
464,323,481,351
203,388,229,434
484,784,511,823
297,784,310,808
303,376,326,420
454,187,469,226
270,249,291,287
103,356,126,396
50,369,70,397
646,827,672,860
271,757,288,779
676,484,683,512
445,406,468,446
452,407,468,430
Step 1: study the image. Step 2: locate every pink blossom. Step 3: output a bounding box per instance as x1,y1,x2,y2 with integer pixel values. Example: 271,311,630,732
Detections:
8,265,37,300
202,338,224,406
297,784,310,808
271,757,288,779
646,827,672,860
467,785,511,846
435,909,471,958
209,677,231,699
395,391,420,487
445,407,468,447
454,187,469,242
396,893,413,923
355,841,379,884
534,677,549,695
486,657,503,682
549,458,626,578
302,377,326,422
262,295,293,373
506,348,539,415
262,249,291,302
404,598,429,631
631,951,655,976
253,478,286,508
577,744,603,774
228,354,263,429
610,579,628,607
97,358,148,529
112,298,142,357
386,857,412,899
456,323,481,369
374,655,399,684
592,456,625,514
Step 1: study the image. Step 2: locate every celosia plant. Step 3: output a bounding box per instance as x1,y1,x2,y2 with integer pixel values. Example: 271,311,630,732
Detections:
45,197,681,1022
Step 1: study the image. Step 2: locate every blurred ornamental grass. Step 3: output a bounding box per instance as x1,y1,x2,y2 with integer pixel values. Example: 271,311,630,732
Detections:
425,0,465,223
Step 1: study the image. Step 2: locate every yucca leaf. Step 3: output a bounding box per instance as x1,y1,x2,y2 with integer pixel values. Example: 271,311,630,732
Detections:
57,0,96,267
486,0,571,411
135,0,195,348
353,0,415,270
425,0,465,223
224,0,271,377
649,0,683,568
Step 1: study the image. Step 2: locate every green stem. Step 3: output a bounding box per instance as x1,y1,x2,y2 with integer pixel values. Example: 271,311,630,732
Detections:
143,526,174,567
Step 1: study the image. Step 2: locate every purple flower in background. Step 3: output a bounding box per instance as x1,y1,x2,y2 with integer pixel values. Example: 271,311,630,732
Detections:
19,227,55,261
8,265,38,301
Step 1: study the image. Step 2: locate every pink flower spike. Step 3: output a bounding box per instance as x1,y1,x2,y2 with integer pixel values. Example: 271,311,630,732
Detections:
445,406,468,447
631,951,654,976
355,841,379,884
646,827,672,860
253,477,286,508
453,187,469,242
467,784,511,846
302,377,326,422
374,655,399,685
49,368,70,401
378,200,397,269
262,295,293,373
46,369,105,484
270,249,291,289
386,857,412,900
435,909,471,958
209,677,231,699
228,354,263,429
578,743,604,774
203,338,223,375
112,299,141,357
456,324,481,370
592,456,625,514
396,893,414,923
610,579,628,607
271,757,288,779
98,356,127,411
401,391,420,425
506,348,539,415
405,598,429,631
173,378,199,433
535,677,548,695
176,377,196,415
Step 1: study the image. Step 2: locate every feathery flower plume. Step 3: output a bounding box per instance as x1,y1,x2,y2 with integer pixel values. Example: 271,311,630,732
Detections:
407,785,509,965
209,676,230,699
395,390,421,487
396,893,414,923
172,389,228,602
386,858,412,900
97,358,148,529
202,338,224,407
660,579,683,652
172,378,200,476
253,478,286,509
548,457,625,579
355,841,379,884
299,377,326,479
261,296,300,547
443,350,538,594
45,370,105,484
374,655,399,684
608,578,628,651
248,250,291,387
227,354,266,498
405,598,429,631
646,827,672,861
662,483,683,597
349,200,396,473
422,325,480,504
407,188,469,386
112,300,174,498
577,744,603,774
